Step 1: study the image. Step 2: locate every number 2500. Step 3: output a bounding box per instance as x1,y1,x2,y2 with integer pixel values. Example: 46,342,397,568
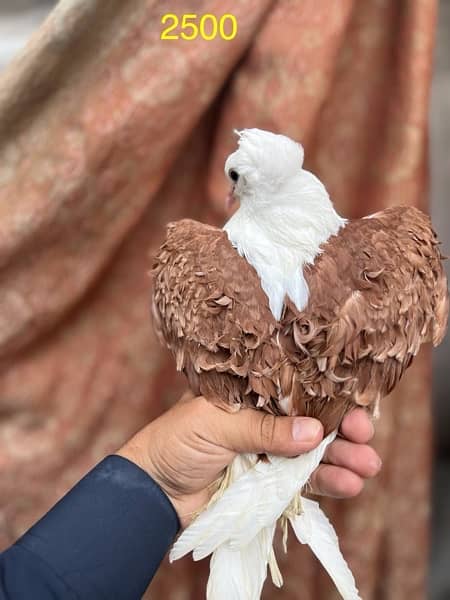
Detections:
161,14,237,41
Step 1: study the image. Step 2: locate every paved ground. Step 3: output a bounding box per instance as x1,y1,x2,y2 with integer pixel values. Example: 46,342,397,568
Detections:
0,1,449,597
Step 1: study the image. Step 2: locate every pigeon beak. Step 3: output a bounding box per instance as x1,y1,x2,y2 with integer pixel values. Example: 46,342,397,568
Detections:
226,185,237,210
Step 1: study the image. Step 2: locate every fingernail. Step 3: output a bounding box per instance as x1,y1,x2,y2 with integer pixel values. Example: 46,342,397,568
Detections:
292,418,322,442
371,457,383,472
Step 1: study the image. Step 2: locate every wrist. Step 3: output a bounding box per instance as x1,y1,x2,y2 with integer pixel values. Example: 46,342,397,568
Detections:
116,435,180,512
116,433,159,489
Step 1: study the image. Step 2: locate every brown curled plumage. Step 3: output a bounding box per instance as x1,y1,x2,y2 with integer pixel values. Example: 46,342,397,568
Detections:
151,206,448,435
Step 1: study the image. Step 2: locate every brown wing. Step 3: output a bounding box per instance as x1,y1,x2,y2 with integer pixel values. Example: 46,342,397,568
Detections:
151,219,280,411
151,208,448,432
278,205,449,429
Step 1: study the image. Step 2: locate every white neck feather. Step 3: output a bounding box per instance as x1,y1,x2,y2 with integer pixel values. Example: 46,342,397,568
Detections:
223,169,347,320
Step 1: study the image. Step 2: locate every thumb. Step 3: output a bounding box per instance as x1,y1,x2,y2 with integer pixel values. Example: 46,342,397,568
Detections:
219,409,324,457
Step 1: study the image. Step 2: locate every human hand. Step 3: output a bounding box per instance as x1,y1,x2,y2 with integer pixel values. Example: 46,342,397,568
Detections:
117,394,381,528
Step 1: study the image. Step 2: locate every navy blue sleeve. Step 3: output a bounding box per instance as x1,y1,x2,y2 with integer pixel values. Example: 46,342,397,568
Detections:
0,455,180,599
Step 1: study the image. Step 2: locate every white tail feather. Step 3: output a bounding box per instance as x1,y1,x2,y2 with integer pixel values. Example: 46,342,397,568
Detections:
207,524,276,600
170,431,361,600
290,498,361,599
170,432,336,562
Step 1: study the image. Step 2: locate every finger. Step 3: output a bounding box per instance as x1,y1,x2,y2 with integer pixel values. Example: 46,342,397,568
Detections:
340,408,374,444
179,389,196,403
309,464,364,498
220,409,324,457
323,438,382,478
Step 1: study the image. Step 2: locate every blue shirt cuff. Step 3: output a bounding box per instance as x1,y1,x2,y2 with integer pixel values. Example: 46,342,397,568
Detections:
8,455,180,599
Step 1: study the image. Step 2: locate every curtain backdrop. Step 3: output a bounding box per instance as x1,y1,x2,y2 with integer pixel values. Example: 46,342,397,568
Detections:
0,1,436,598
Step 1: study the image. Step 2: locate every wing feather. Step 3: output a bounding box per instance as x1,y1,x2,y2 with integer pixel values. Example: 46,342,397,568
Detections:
152,207,448,429
152,219,278,412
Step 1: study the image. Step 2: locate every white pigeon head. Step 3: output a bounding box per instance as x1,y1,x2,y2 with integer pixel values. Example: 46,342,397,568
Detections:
224,128,305,205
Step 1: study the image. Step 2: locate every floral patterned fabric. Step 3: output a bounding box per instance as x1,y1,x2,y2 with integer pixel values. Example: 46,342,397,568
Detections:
0,0,436,598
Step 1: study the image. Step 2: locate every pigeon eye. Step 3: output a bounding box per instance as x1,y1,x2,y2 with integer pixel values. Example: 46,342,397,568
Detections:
229,169,239,182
